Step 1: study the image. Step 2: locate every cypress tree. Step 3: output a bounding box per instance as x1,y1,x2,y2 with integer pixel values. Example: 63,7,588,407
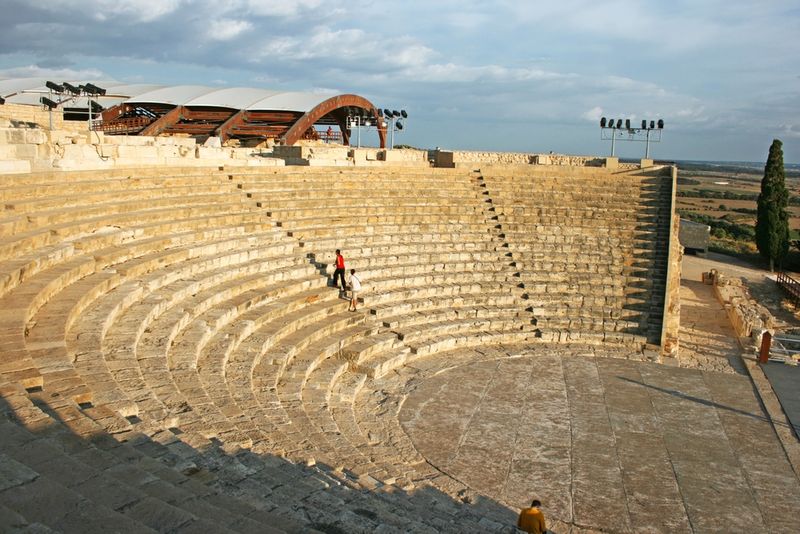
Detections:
755,139,789,271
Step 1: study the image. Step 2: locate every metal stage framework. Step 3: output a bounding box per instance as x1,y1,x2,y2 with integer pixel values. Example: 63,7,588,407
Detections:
0,78,389,148
600,117,664,158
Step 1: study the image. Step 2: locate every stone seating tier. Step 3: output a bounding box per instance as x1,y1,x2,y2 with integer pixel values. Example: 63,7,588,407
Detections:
247,189,485,206
0,164,674,532
263,204,485,221
2,377,502,533
281,222,496,241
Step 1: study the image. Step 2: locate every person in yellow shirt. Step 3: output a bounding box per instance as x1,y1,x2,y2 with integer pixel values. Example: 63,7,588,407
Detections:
517,499,547,534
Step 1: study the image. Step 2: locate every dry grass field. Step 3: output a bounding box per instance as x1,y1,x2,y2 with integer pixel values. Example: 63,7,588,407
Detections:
675,161,800,259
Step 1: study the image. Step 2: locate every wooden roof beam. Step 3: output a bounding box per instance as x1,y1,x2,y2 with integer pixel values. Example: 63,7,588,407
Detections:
214,110,247,142
140,105,185,136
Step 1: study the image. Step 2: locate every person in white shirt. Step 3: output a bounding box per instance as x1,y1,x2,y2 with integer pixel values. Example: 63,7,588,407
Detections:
348,269,362,312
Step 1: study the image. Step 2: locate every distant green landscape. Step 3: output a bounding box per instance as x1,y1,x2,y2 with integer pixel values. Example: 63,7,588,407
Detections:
676,160,800,268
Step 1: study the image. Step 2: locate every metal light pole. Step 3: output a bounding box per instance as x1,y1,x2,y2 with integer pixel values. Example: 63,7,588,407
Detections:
600,117,664,158
610,130,616,157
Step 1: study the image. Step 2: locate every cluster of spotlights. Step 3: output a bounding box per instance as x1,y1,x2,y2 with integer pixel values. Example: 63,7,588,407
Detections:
40,80,107,109
600,117,664,130
382,108,407,130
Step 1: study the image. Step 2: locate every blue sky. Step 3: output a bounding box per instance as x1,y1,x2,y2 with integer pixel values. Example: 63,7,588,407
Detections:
1,0,798,163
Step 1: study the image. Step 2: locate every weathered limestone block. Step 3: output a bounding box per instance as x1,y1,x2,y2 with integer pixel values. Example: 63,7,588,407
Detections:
714,274,774,339
661,224,682,358
380,149,427,163
272,145,349,161
0,103,65,128
350,148,381,162
0,128,27,144
24,129,48,144
0,159,31,174
157,145,182,159
203,136,222,148
104,135,154,146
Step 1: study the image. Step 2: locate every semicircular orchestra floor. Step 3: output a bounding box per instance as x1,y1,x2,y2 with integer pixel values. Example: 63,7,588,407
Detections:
391,347,800,533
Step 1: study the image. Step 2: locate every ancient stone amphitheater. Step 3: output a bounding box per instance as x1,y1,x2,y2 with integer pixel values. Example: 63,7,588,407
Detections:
3,105,799,534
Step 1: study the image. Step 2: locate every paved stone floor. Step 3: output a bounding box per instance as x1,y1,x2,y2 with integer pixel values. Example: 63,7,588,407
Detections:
398,352,800,533
762,361,800,437
677,276,747,374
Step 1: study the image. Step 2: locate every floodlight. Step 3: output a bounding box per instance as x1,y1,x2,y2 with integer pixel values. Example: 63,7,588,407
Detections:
616,119,623,129
83,83,106,96
90,100,103,113
657,119,664,129
600,117,607,128
392,110,400,117
396,121,404,130
383,108,392,118
46,81,63,93
400,109,407,118
62,82,81,95
40,96,58,109
649,120,655,129
625,119,631,129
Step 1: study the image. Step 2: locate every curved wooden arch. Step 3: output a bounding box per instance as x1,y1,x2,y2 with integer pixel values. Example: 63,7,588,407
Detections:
281,94,386,148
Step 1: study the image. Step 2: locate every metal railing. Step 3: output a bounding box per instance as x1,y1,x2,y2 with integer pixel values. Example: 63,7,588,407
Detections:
776,272,800,307
769,334,800,363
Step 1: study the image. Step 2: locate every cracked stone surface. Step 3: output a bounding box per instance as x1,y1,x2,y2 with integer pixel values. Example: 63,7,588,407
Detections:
398,351,800,533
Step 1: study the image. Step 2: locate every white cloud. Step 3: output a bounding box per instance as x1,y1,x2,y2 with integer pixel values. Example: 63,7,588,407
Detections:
257,36,302,57
0,64,106,80
208,19,253,41
582,106,603,122
779,124,800,138
243,0,324,17
39,0,186,23
309,86,339,95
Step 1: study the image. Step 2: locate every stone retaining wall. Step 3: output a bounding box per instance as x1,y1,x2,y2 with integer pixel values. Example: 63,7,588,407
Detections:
662,212,683,358
0,123,284,172
453,150,601,166
433,149,642,170
712,273,775,345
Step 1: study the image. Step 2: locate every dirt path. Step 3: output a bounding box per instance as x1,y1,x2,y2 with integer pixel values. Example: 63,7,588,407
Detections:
685,252,800,328
678,253,800,373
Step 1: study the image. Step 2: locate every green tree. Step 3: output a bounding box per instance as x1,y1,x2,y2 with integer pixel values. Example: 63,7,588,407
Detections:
756,139,790,271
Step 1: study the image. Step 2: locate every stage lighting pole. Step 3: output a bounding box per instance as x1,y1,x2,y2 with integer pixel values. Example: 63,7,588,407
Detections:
87,89,92,132
610,128,616,157
48,87,54,130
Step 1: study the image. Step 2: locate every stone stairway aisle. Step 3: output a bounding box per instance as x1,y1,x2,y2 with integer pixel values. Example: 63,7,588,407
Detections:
631,173,675,345
478,165,675,349
472,170,543,339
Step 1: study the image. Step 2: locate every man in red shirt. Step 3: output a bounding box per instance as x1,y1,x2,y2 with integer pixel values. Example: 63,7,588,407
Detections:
517,499,547,534
333,249,346,292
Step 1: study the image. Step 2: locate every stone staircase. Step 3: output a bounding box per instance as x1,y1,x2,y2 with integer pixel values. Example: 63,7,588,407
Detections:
479,165,674,346
0,163,673,532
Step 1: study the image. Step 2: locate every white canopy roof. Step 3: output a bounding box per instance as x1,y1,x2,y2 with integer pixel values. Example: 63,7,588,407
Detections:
1,78,339,114
127,85,331,112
